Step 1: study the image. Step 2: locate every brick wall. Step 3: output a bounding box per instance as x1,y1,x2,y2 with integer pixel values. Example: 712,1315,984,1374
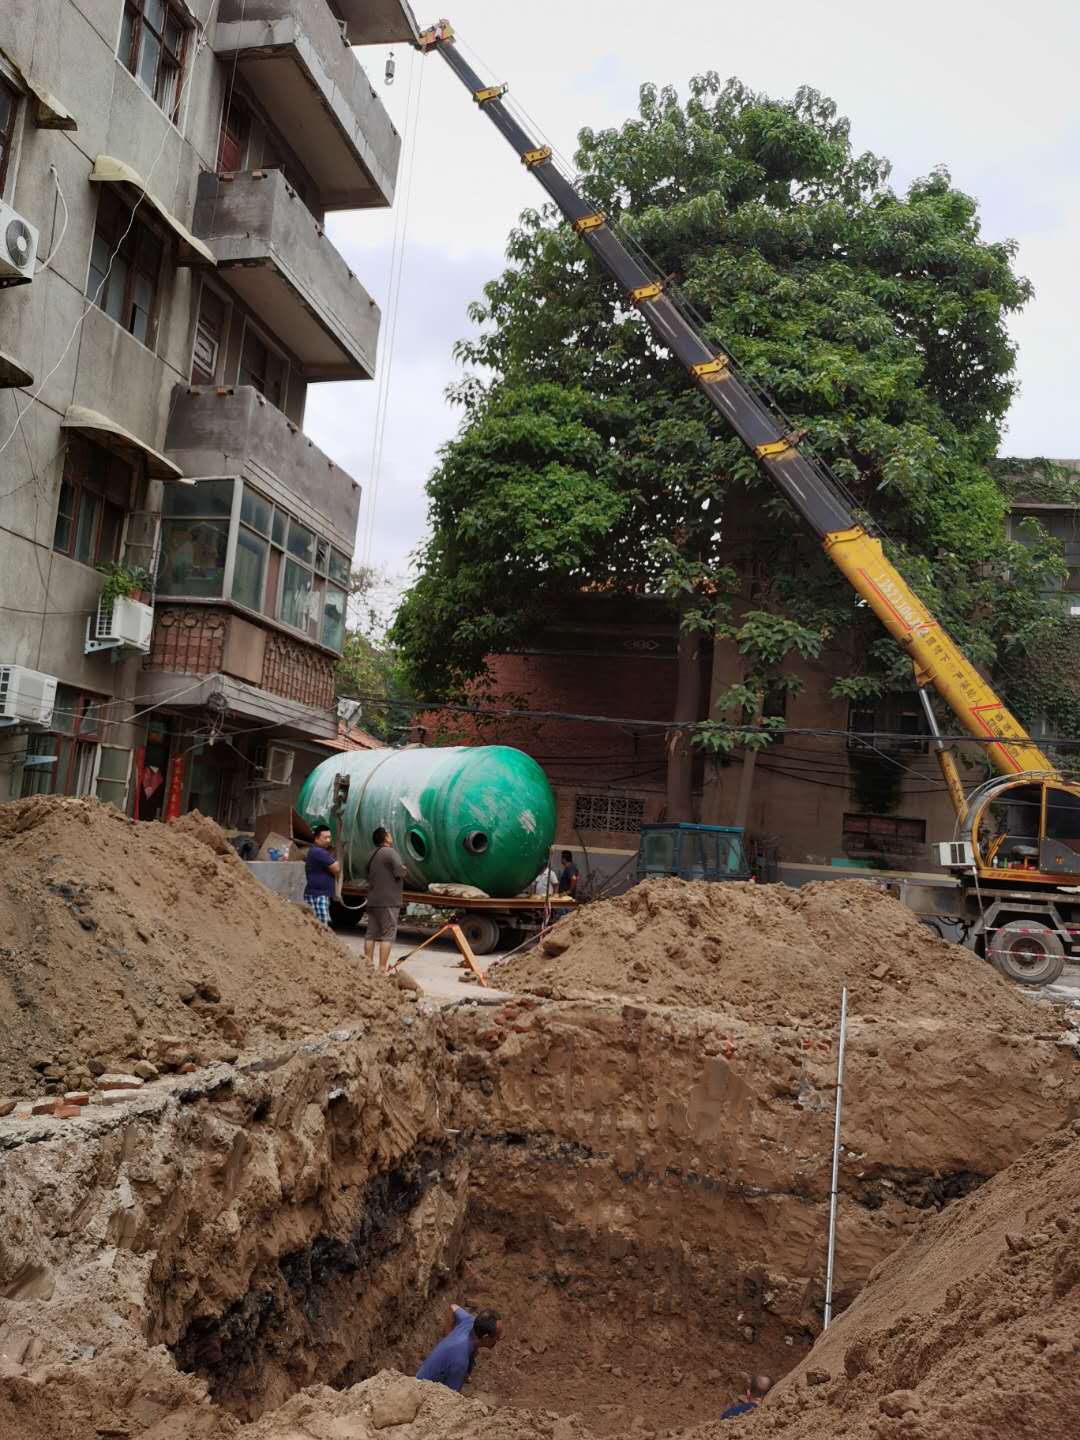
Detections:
147,607,335,710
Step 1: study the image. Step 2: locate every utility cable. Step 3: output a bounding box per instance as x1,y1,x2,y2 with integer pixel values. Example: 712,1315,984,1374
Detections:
36,164,69,273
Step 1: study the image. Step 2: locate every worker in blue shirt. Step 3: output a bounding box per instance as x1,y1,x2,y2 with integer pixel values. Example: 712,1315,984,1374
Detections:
416,1303,502,1392
720,1374,773,1419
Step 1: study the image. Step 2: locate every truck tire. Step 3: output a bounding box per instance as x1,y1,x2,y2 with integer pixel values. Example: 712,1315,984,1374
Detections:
460,913,501,955
330,899,366,930
988,920,1066,986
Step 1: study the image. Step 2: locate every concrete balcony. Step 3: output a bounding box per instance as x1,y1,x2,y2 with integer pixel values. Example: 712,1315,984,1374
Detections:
164,385,360,550
215,0,402,210
329,0,418,45
193,170,379,382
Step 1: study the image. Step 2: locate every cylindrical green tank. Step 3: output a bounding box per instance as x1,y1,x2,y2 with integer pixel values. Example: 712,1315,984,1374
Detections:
296,746,556,898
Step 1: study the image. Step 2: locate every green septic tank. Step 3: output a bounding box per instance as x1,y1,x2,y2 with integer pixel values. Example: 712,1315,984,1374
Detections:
296,746,556,898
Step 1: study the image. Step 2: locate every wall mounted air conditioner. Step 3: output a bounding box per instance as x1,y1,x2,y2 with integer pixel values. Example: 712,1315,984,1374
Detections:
0,200,39,284
0,665,57,727
265,744,294,786
85,596,154,656
936,840,975,869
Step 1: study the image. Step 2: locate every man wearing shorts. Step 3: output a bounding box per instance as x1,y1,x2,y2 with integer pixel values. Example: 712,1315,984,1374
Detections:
365,826,407,973
304,825,340,925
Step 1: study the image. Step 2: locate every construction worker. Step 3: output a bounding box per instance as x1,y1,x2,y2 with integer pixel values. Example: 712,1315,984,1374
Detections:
416,1303,502,1392
720,1375,773,1419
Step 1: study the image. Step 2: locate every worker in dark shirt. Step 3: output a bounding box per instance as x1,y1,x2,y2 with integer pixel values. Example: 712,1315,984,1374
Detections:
304,826,340,926
365,825,407,973
416,1303,502,1392
720,1374,772,1419
558,850,580,898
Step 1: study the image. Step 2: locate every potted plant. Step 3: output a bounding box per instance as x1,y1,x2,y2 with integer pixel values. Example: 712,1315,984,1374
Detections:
96,562,153,606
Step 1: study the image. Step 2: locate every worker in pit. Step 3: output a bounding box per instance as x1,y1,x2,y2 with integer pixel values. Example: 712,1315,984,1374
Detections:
364,825,407,974
416,1303,502,1392
304,825,340,926
720,1374,773,1419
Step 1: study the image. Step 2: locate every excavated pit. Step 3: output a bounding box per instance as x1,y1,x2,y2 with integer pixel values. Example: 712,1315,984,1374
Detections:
4,814,1080,1440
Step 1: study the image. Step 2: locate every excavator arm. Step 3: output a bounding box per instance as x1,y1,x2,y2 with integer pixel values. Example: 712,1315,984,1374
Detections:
416,21,1054,786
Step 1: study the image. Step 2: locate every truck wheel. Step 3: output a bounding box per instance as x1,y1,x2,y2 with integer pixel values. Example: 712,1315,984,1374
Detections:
460,914,501,955
330,900,366,930
988,920,1065,986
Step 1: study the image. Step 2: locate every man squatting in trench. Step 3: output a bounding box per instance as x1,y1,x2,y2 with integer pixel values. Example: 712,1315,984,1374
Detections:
416,1302,503,1391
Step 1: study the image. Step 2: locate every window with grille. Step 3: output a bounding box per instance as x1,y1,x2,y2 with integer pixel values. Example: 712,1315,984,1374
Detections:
119,0,189,123
842,812,926,856
573,793,646,835
86,189,164,346
239,323,288,411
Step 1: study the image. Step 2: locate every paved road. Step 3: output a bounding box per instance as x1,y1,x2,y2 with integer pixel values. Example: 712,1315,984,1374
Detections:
338,927,514,1002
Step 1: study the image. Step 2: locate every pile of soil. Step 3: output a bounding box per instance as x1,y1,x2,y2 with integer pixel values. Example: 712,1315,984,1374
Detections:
495,878,1043,1027
735,1118,1080,1439
0,795,405,1095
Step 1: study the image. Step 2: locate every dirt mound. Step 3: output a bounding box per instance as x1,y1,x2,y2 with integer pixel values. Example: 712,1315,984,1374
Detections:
0,795,405,1096
714,1118,1080,1439
494,878,1042,1027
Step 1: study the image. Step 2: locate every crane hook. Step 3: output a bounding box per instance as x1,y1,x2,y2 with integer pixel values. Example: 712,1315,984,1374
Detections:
384,51,396,86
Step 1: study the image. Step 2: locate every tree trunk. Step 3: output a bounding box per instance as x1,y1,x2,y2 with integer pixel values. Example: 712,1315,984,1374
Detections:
666,619,703,822
733,694,764,831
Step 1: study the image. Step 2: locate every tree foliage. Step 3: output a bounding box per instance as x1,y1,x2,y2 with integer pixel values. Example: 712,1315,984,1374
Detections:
335,566,411,743
393,74,1064,739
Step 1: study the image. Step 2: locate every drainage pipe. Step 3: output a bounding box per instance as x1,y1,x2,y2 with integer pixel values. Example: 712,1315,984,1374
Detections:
823,985,848,1329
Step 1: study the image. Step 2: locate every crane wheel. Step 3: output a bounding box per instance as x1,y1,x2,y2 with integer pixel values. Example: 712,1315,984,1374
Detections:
988,919,1066,987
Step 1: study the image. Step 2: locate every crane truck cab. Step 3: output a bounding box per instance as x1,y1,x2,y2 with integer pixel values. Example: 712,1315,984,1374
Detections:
636,823,752,884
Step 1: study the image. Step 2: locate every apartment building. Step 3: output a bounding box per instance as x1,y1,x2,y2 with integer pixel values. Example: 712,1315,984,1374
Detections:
0,0,413,829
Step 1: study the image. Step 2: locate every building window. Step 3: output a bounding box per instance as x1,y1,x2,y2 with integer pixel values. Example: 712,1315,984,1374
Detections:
842,812,926,858
119,0,188,123
573,792,646,835
157,479,232,597
19,687,125,803
156,479,350,651
86,189,164,346
238,324,288,410
847,696,928,754
0,76,18,197
52,437,132,567
761,687,787,745
191,284,229,385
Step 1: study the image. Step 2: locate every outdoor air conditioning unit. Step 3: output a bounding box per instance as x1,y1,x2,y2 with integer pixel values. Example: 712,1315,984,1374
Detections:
85,595,154,656
265,745,295,786
936,840,976,869
0,665,57,727
0,200,38,284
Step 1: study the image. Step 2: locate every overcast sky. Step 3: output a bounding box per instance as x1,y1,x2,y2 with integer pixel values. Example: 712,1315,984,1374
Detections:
306,0,1080,583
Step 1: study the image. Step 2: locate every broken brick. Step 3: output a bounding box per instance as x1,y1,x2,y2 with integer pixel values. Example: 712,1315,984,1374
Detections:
50,1106,82,1120
64,1092,90,1106
95,1074,143,1091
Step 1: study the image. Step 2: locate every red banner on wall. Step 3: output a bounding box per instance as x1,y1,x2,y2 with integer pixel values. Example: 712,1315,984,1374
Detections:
164,753,185,821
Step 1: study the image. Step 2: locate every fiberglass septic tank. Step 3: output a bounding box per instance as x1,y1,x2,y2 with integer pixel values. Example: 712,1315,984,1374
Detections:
296,745,557,898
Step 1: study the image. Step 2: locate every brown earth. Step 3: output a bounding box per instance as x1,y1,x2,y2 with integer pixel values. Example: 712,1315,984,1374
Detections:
493,877,1045,1030
0,795,408,1097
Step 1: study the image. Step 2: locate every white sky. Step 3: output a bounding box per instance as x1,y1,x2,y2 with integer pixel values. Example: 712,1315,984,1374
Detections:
306,0,1080,581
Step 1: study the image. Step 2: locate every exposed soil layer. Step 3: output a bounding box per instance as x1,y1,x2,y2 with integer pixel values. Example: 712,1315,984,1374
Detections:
493,878,1042,1029
0,797,409,1096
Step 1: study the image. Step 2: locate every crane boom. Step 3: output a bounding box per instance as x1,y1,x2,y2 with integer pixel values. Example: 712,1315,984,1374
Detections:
416,21,1053,779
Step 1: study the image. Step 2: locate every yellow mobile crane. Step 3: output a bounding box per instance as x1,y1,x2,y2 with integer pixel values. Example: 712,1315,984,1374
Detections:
415,21,1080,986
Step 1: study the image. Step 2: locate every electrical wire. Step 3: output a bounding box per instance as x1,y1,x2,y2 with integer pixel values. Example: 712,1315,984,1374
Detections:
36,164,69,273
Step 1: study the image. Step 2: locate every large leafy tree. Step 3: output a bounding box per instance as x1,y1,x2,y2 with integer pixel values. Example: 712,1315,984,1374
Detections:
393,75,1065,813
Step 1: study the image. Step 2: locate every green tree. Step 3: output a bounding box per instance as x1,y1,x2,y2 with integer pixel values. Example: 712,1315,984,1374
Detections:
393,75,1067,814
336,566,411,743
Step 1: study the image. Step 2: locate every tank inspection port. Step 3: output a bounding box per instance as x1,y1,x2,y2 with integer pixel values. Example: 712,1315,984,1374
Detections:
406,829,429,860
463,831,489,855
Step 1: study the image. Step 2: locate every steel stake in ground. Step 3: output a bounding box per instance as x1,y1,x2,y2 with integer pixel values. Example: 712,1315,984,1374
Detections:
823,984,848,1329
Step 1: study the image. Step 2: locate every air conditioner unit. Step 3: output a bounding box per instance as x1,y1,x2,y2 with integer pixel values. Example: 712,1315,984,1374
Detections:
265,744,294,786
0,200,39,284
85,595,154,656
0,665,57,727
936,840,975,869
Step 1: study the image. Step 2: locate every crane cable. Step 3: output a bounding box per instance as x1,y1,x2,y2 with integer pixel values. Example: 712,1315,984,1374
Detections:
361,47,426,569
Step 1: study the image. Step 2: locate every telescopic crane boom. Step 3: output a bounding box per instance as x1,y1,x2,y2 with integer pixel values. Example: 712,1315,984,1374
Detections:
414,19,1051,784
